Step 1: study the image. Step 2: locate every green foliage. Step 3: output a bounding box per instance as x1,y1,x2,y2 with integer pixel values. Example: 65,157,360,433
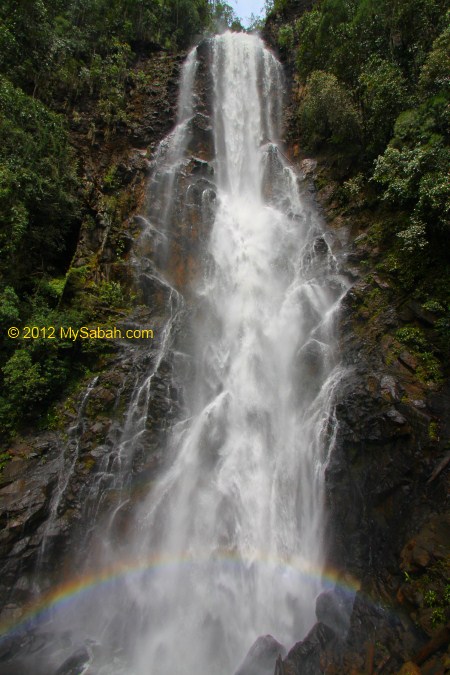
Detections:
211,2,242,31
0,451,11,472
430,607,445,627
396,221,428,253
79,40,131,128
103,165,120,191
0,286,20,325
0,75,79,280
98,281,124,307
394,326,442,384
0,0,61,94
373,109,450,243
3,348,62,407
293,0,448,163
277,25,294,52
436,309,450,351
0,300,88,439
359,58,409,157
342,174,364,196
168,0,214,46
396,326,428,351
444,585,450,604
419,20,450,96
424,589,437,606
0,0,219,444
299,71,361,152
295,9,323,81
289,0,449,268
0,0,215,110
43,277,67,301
428,421,439,442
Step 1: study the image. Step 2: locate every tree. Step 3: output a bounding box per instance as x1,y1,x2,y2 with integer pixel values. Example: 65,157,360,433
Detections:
299,71,362,152
359,57,408,157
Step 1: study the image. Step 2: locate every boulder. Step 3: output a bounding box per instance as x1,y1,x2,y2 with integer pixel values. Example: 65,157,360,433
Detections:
55,646,91,675
315,588,353,638
234,635,286,675
283,622,338,675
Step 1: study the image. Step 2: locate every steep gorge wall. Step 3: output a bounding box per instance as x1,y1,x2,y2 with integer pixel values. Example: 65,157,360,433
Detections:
0,40,222,673
262,6,450,673
0,50,184,633
0,24,448,675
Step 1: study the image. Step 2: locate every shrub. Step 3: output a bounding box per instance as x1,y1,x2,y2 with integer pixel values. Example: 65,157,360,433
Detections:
359,57,409,157
299,71,361,151
0,75,80,280
277,25,294,51
419,21,450,96
98,281,124,307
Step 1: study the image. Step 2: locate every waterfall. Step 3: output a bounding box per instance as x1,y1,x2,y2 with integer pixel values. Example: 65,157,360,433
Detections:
121,32,346,675
7,32,347,675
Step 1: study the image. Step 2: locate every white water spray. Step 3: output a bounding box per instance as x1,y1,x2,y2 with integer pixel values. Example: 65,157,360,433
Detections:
120,32,347,675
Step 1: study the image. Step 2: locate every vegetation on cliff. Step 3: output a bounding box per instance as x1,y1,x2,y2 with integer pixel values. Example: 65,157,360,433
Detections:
264,1,450,668
270,0,449,238
0,0,447,459
0,0,242,444
267,0,449,377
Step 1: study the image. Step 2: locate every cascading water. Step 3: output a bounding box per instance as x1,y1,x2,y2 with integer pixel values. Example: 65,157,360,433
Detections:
6,32,348,675
120,32,347,675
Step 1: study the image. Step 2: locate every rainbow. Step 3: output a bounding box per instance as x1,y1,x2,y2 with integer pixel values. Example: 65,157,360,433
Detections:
0,551,361,642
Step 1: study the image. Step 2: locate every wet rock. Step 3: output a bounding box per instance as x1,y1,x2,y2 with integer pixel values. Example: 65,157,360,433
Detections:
400,514,450,573
283,622,338,675
115,151,149,184
398,351,419,372
0,461,57,537
413,399,427,409
55,646,91,675
234,635,286,675
300,158,317,177
381,375,400,401
386,408,407,426
316,182,338,206
0,458,28,486
373,273,391,290
189,156,214,176
315,588,353,638
343,265,360,280
405,301,439,327
313,236,329,256
187,113,214,160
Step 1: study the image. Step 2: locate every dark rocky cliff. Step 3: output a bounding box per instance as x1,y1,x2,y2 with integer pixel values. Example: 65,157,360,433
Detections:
261,4,450,671
275,171,450,673
304,176,450,673
0,50,184,632
0,39,220,673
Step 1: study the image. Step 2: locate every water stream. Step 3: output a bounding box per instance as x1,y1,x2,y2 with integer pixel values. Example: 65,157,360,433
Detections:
13,32,348,675
118,32,347,675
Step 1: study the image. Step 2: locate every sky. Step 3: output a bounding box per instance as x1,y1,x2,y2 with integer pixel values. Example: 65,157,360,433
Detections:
231,0,267,27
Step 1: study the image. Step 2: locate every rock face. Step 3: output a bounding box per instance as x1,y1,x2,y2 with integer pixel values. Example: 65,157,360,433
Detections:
0,50,184,632
282,623,338,675
315,589,353,639
0,36,226,672
235,635,287,675
0,435,61,610
269,169,450,671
